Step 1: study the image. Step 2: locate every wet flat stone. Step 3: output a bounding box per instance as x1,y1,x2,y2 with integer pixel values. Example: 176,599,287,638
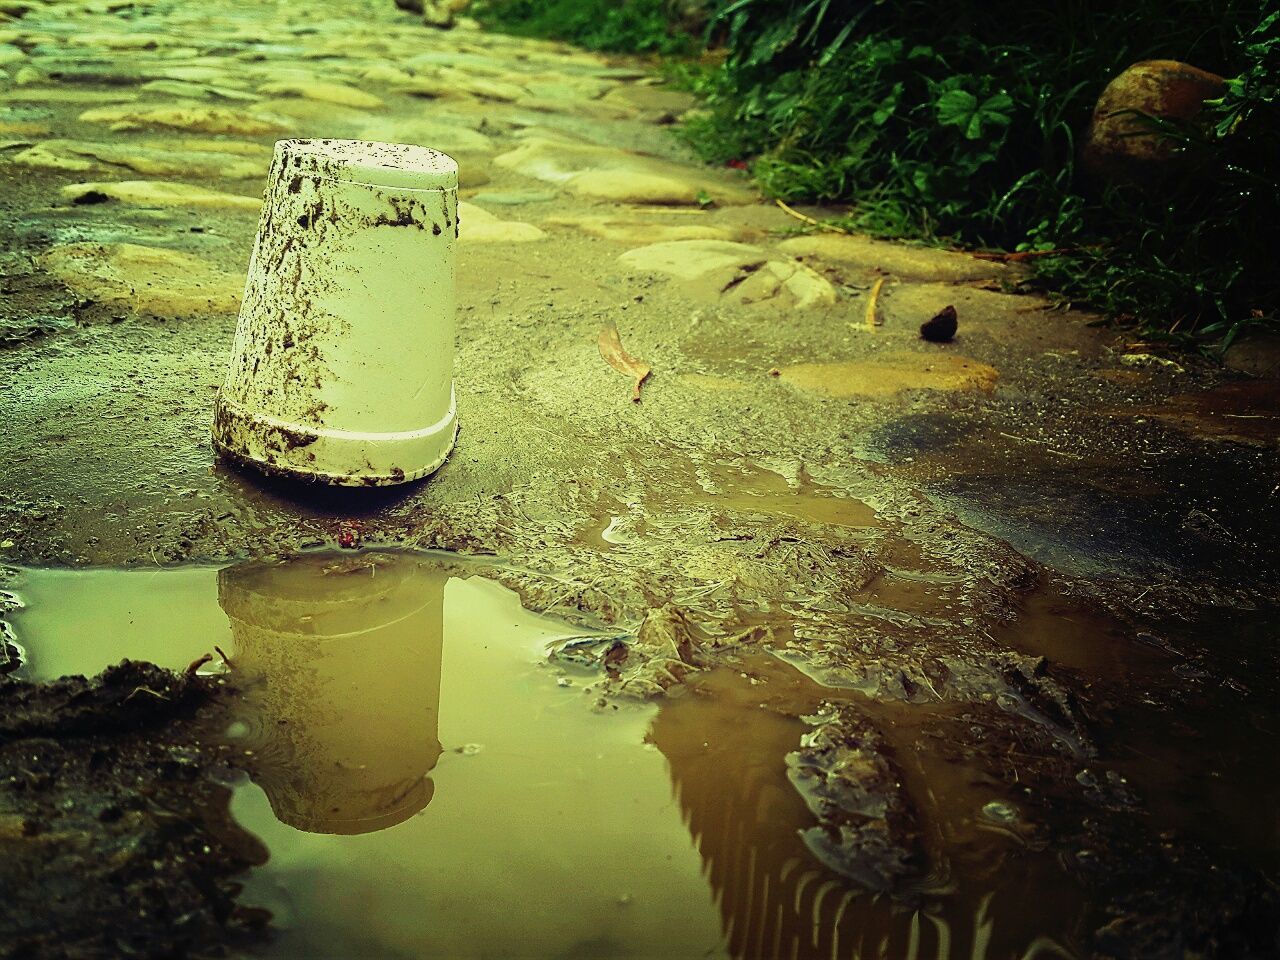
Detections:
78,102,287,135
0,118,50,136
11,137,272,179
357,116,493,154
41,242,243,317
619,239,836,310
0,87,139,103
458,201,544,243
251,96,373,136
545,213,734,244
779,353,1000,397
60,180,262,212
469,189,557,206
778,233,1007,282
601,82,695,117
257,79,384,109
494,136,756,206
138,79,262,102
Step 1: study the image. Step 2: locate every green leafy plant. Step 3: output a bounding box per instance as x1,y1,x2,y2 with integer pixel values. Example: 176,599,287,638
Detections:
1033,10,1280,346
679,0,1278,342
472,0,1279,343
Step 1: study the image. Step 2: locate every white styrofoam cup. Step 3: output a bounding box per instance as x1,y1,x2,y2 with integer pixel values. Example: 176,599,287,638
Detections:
214,138,459,486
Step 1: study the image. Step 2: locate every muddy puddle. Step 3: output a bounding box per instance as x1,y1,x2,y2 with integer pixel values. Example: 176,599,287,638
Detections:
576,455,882,553
3,550,1277,958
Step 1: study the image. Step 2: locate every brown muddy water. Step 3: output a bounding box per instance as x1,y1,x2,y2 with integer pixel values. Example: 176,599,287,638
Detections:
3,550,1276,959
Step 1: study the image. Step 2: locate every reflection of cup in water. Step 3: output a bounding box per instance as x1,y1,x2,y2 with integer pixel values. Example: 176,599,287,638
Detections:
217,552,445,835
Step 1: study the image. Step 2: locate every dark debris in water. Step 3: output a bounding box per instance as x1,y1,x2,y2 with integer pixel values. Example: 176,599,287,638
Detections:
0,660,209,739
786,700,924,894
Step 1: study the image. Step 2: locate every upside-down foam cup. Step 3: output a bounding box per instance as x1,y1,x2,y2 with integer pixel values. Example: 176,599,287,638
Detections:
213,138,459,486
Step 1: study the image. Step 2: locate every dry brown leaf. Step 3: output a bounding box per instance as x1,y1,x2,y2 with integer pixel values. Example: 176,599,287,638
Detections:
865,276,887,330
598,319,651,403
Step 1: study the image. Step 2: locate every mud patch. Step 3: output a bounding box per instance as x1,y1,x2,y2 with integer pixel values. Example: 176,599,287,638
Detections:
0,662,269,959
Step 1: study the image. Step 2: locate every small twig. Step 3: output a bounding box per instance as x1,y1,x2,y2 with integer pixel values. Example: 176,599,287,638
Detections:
999,432,1082,460
920,673,941,701
773,198,852,235
864,276,887,330
214,645,234,670
631,206,710,216
185,653,214,676
126,686,169,703
970,244,1103,263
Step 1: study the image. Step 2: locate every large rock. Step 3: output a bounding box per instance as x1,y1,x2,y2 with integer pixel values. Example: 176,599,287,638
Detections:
41,243,243,317
1224,335,1280,377
425,0,473,28
1082,60,1226,178
397,0,471,27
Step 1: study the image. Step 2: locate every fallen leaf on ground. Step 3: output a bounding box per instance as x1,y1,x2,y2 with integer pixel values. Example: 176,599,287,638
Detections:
599,320,651,402
865,276,887,330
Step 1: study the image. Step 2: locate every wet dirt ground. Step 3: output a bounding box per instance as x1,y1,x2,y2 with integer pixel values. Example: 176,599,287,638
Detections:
1,0,1278,958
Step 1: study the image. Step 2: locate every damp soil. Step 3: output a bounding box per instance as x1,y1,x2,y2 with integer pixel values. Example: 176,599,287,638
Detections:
0,662,270,959
3,549,1276,960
